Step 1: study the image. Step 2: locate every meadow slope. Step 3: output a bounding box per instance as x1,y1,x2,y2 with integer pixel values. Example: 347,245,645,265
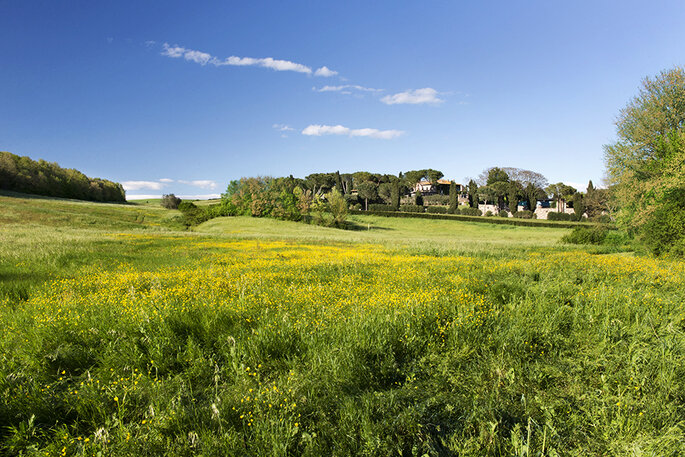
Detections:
1,193,683,456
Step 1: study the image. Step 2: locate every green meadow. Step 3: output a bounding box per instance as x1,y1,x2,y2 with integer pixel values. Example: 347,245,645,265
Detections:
1,192,683,456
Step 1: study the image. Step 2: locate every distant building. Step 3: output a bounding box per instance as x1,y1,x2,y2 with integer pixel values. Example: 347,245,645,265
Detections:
413,179,463,195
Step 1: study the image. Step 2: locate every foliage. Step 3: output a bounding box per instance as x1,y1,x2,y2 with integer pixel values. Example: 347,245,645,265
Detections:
161,194,182,209
561,226,609,245
514,210,536,219
368,204,397,212
547,212,574,222
0,151,126,202
178,201,210,226
399,204,424,213
468,180,478,208
459,207,483,216
426,206,447,214
3,199,673,455
414,192,423,206
423,194,450,205
448,181,457,213
573,193,585,219
326,188,348,228
390,182,400,210
498,210,508,217
357,181,378,211
604,67,685,255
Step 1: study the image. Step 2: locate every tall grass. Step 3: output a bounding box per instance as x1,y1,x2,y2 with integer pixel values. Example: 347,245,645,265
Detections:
0,194,683,455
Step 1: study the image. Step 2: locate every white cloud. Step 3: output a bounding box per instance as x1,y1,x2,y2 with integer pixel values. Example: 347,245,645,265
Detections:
127,193,221,200
178,180,217,189
381,87,444,105
162,43,313,74
122,178,216,191
314,66,338,77
122,181,166,191
314,84,382,93
272,123,294,131
302,124,404,140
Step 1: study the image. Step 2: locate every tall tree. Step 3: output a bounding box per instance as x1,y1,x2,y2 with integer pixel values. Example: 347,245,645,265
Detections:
357,181,378,211
390,181,400,210
448,181,457,213
604,66,685,254
468,180,478,208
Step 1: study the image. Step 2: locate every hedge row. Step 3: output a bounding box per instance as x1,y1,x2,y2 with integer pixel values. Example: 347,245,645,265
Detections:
351,209,614,230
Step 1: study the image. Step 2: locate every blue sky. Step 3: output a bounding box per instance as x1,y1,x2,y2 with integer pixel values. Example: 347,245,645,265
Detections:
2,1,684,198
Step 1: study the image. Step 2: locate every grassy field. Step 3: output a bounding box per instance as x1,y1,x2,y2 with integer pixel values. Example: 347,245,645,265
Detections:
1,193,683,456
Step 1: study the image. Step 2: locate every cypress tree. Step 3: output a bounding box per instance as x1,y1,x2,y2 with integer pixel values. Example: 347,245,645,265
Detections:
390,182,400,210
448,181,457,213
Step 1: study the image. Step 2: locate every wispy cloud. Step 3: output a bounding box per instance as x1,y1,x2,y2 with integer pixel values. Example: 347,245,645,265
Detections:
302,124,404,140
122,178,217,191
272,123,294,132
314,66,338,77
127,193,221,200
161,43,336,76
381,88,444,105
122,181,166,191
314,84,382,93
178,180,217,189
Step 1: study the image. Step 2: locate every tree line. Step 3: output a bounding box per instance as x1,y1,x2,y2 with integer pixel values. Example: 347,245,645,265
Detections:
0,151,126,202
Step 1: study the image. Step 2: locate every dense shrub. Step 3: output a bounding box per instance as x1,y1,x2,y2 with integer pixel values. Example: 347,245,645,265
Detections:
640,197,685,256
423,194,450,205
369,204,397,212
426,206,447,214
0,151,126,202
561,226,608,245
178,201,210,226
514,210,535,219
498,210,509,217
399,204,425,213
161,194,181,209
357,209,609,229
547,212,574,221
485,210,493,217
460,207,482,216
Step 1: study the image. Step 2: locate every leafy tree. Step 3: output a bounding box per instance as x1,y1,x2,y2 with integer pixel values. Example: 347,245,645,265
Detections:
448,181,457,213
326,188,348,227
604,66,685,254
545,183,577,212
161,194,181,209
378,182,394,204
357,181,378,211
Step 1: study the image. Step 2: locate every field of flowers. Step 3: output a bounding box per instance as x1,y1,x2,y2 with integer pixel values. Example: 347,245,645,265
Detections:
1,227,684,456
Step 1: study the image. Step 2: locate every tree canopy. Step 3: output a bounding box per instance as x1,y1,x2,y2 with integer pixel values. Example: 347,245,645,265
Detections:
604,66,685,255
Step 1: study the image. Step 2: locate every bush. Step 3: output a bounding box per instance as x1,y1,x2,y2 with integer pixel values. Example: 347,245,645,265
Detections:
178,201,210,226
426,206,447,214
485,210,493,217
161,194,182,209
498,210,508,217
399,204,424,213
547,212,574,222
369,204,397,212
561,226,608,245
514,210,535,219
460,207,482,216
352,203,362,211
423,194,449,205
641,198,685,256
